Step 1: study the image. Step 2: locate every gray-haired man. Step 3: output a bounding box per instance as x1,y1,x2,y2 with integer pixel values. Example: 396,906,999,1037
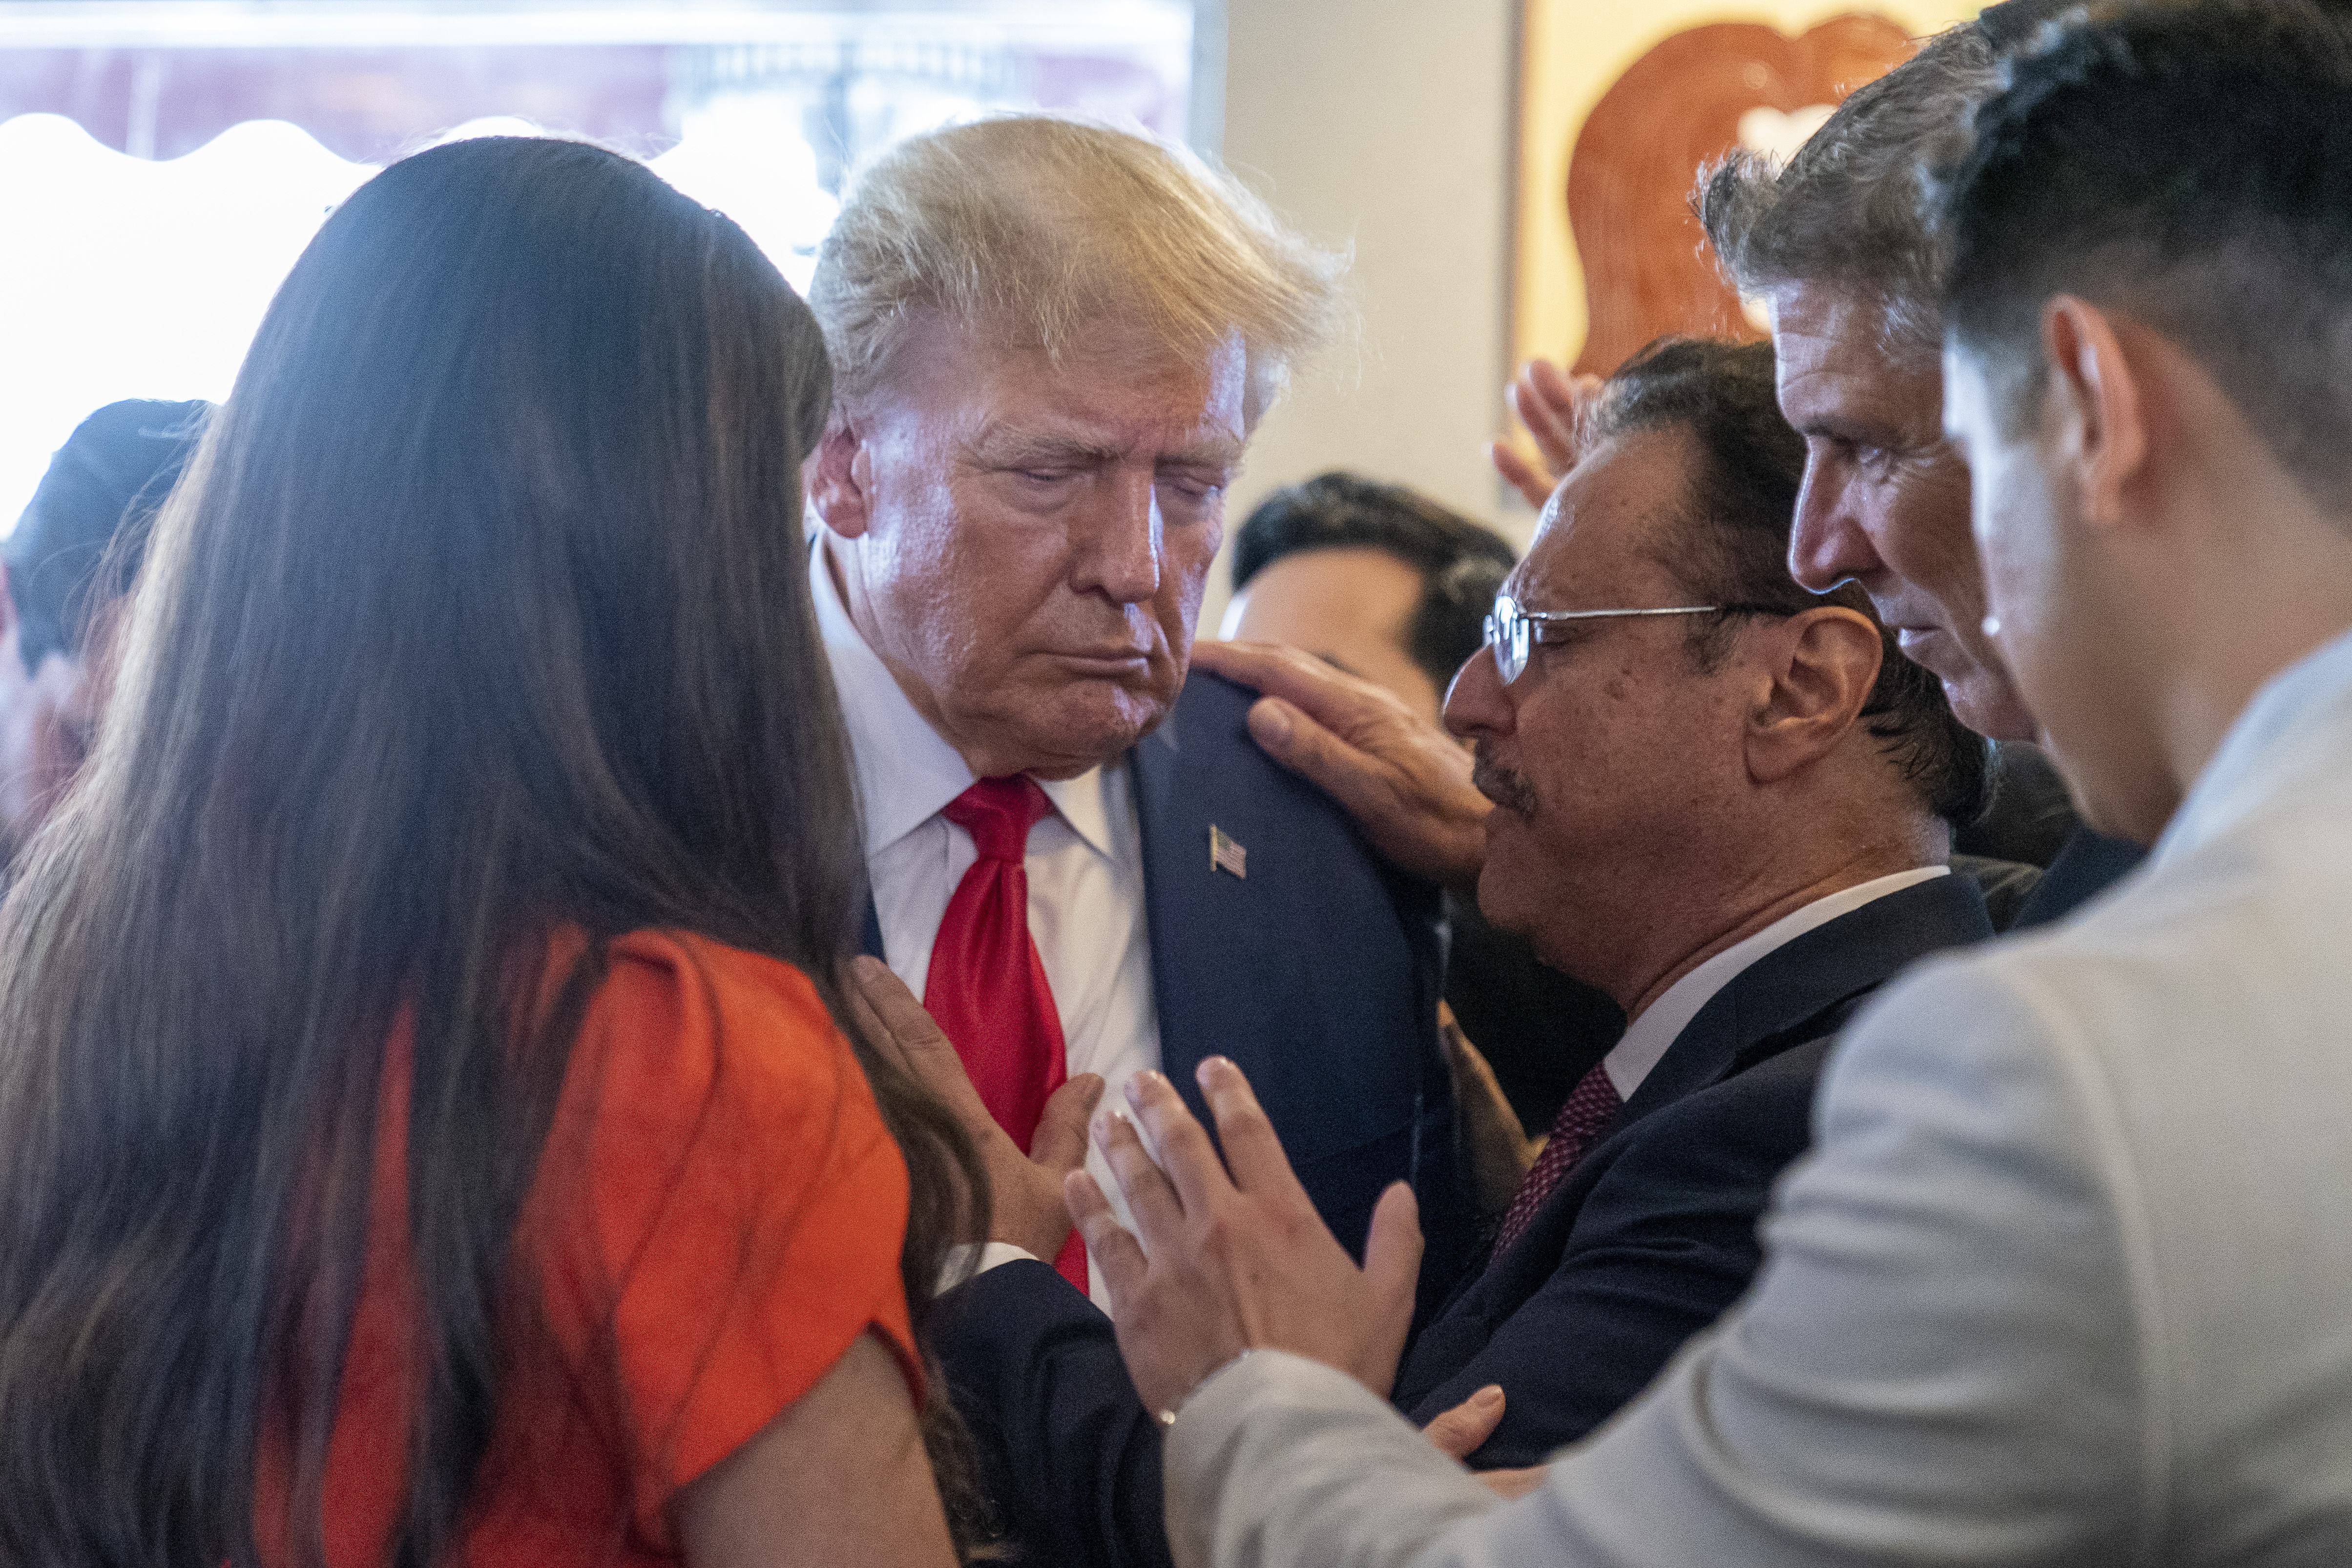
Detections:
1703,0,2141,919
803,114,1473,1560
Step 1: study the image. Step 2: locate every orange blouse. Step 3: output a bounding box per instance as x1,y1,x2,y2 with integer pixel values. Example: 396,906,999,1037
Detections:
261,930,918,1566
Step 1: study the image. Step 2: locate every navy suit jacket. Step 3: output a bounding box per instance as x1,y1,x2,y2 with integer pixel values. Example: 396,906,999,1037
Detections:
865,672,1462,1269
933,871,1990,1566
2009,825,2144,930
1392,871,1991,1464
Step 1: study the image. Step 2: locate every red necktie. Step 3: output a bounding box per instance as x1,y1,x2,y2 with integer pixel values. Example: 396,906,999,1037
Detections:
923,775,1088,1293
1490,1062,1623,1265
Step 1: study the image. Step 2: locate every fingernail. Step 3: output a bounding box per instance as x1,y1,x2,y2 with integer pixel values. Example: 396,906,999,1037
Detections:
1249,699,1293,746
1197,1056,1233,1085
1079,1076,1106,1106
1474,1385,1503,1407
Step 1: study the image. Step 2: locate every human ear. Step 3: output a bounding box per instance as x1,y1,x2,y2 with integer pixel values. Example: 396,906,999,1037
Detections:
2042,296,2148,535
809,408,875,541
1745,606,1883,786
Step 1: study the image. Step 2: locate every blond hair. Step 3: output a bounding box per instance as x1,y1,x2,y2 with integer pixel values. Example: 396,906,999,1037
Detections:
809,115,1347,423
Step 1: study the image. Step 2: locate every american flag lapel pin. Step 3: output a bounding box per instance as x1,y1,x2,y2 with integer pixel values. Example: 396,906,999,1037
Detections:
1209,824,1248,879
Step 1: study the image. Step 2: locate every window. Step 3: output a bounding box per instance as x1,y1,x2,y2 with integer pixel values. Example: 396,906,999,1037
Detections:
0,0,1204,527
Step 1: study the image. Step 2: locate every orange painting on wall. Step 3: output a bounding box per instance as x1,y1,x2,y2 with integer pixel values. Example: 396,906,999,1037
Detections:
1539,15,1919,377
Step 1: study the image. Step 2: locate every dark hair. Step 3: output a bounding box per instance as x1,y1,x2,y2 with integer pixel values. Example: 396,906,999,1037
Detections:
1588,337,1990,826
1232,472,1517,690
0,137,983,1566
1937,0,2352,512
5,398,208,674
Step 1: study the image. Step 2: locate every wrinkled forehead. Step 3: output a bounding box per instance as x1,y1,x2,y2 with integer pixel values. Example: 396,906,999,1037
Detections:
1769,283,1943,428
866,310,1251,460
1511,429,1696,608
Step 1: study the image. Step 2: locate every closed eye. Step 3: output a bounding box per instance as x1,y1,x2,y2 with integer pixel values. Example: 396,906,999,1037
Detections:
1159,474,1225,502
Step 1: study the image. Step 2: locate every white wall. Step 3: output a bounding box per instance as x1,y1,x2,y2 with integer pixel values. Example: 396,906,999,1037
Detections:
1209,0,1524,632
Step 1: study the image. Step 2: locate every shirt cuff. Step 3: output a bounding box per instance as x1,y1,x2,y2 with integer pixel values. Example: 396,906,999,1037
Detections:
935,1240,1038,1296
1162,1351,1502,1568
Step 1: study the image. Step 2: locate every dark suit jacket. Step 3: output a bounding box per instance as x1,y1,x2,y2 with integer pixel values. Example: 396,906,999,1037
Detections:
1129,673,1467,1283
933,872,1990,1565
2009,825,2144,930
1394,872,1991,1465
1443,890,1623,1132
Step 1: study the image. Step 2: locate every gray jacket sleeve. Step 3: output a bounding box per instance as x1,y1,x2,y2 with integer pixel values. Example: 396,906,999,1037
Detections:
1163,959,2155,1568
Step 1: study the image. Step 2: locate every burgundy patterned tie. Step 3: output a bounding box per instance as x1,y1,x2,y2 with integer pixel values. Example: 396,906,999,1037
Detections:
1490,1061,1623,1265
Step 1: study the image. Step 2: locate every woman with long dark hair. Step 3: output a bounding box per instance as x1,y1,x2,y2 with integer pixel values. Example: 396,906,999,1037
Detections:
0,136,984,1566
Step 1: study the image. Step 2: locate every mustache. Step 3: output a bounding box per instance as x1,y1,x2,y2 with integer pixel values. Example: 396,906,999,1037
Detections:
1471,747,1539,815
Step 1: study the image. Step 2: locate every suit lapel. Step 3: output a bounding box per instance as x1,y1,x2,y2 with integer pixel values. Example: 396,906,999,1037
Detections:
1129,697,1212,1120
1441,874,1995,1332
1127,675,1439,1174
1615,873,1992,1127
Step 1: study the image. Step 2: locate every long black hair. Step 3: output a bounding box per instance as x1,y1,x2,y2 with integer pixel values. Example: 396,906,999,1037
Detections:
0,135,984,1565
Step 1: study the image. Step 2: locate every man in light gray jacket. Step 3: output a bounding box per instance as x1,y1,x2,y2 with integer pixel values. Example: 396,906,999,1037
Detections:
1064,4,2352,1563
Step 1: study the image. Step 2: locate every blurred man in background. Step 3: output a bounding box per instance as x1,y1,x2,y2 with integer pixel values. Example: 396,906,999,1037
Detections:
1224,472,1512,722
0,398,206,862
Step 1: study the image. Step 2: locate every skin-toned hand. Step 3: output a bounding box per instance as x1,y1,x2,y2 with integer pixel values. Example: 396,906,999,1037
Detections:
1188,639,1490,892
1065,1057,1423,1416
1420,1383,1507,1461
850,955,1103,1261
1490,358,1604,511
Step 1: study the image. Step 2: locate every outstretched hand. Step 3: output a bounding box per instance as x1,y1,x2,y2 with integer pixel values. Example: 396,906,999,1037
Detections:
1489,357,1603,511
1065,1057,1423,1417
1189,640,1489,892
851,955,1102,1262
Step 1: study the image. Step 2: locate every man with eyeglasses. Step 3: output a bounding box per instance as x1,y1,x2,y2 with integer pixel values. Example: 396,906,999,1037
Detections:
862,336,1992,1568
1316,335,1989,1467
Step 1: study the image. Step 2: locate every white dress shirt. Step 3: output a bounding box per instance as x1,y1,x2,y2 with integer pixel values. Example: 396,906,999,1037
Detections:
1599,866,1949,1101
812,536,1158,1308
1164,629,2352,1568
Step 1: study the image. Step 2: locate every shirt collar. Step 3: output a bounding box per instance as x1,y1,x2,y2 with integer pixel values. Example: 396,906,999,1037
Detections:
809,532,1116,860
2154,624,2352,868
1036,767,1119,859
1602,866,1950,1100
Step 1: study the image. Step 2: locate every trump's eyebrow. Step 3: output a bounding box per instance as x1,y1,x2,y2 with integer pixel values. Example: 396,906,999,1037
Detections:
967,425,1245,471
1162,435,1247,470
969,428,1127,469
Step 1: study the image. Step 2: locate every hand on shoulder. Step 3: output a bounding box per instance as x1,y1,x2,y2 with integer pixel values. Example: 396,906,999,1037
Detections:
1190,640,1490,892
